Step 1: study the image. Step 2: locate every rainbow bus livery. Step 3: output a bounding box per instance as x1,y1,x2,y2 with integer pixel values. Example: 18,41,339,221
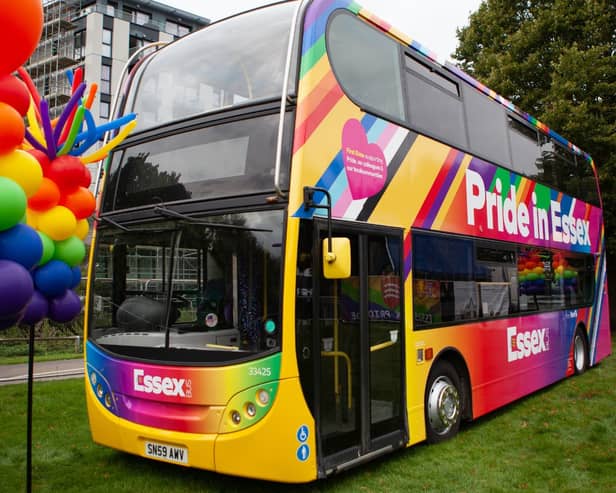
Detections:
84,0,611,482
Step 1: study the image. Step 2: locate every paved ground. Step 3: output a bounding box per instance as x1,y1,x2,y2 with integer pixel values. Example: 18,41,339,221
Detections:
0,358,84,385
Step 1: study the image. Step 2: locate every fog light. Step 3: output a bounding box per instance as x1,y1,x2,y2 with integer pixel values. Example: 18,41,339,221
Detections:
257,389,269,406
96,383,103,398
231,410,241,425
245,402,256,418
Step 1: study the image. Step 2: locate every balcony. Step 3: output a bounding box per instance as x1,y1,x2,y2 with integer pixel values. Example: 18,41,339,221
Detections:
27,39,79,79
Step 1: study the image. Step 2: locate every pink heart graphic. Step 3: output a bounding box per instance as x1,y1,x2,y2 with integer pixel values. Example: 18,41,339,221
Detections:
342,119,387,200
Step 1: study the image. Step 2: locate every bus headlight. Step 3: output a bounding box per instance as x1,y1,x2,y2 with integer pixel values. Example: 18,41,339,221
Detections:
245,402,256,418
257,389,269,406
231,410,241,425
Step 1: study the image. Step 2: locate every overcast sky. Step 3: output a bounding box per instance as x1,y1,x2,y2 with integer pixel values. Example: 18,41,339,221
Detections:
162,0,483,63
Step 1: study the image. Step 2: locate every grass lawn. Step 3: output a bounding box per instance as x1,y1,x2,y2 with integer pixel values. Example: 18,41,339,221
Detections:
1,343,615,492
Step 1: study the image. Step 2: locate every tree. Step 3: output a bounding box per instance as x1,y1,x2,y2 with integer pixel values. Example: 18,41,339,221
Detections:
453,0,616,254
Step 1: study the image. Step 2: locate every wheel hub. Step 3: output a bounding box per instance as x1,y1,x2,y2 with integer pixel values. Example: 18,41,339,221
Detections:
428,376,460,435
574,334,586,372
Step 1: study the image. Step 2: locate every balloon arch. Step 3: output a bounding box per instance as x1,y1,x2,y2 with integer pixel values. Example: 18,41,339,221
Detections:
0,0,136,331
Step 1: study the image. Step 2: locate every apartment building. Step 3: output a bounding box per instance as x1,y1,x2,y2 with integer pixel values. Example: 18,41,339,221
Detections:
26,0,209,121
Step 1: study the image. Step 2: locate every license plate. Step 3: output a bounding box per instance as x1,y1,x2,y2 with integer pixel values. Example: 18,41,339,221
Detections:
144,441,188,464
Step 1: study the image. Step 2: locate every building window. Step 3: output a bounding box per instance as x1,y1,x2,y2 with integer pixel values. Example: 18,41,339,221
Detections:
100,100,110,119
74,30,86,60
101,64,111,94
105,1,116,16
166,20,190,37
125,8,151,26
129,35,147,56
102,28,112,57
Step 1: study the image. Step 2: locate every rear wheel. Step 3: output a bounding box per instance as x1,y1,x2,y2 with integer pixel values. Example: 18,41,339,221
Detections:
573,328,588,375
425,360,462,443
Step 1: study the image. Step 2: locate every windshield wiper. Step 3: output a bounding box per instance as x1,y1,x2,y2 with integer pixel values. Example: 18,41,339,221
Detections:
95,215,131,231
153,206,272,232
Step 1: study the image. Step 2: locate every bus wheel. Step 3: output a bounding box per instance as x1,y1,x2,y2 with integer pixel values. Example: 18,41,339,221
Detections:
425,360,462,443
573,328,589,375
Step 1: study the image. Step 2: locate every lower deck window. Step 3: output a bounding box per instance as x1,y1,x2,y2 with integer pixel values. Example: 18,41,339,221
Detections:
412,230,594,328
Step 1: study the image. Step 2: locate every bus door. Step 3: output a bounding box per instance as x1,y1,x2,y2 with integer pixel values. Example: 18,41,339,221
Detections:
313,222,406,472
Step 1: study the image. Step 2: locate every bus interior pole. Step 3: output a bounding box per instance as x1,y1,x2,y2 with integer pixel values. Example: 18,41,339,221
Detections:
26,323,35,493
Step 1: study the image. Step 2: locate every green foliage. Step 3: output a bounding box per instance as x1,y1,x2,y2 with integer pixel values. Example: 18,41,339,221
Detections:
454,0,616,253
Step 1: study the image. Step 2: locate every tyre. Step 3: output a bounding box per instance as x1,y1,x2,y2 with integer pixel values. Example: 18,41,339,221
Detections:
425,360,462,443
573,328,589,375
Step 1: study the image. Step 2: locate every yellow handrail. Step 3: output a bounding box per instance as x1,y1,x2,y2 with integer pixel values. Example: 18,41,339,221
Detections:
370,340,396,352
321,350,352,409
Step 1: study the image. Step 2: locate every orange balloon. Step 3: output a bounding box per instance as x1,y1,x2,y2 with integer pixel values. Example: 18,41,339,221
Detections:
0,102,25,154
0,0,43,74
28,177,61,211
60,186,96,219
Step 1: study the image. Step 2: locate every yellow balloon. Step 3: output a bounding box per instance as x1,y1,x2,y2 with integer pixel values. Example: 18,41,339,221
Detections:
74,218,90,240
0,149,43,197
37,205,77,241
25,208,40,228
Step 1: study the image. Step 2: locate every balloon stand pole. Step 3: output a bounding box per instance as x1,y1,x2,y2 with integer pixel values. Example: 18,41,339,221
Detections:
26,324,35,493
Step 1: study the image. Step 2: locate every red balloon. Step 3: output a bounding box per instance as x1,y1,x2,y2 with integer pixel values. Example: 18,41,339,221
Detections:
0,75,30,116
28,177,61,211
27,149,51,174
46,155,86,192
78,163,92,188
0,0,43,75
0,102,25,155
60,186,96,219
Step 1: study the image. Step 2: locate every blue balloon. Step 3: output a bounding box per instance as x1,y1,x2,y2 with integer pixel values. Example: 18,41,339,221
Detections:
0,223,43,270
33,260,73,298
48,289,82,323
69,266,82,289
21,290,49,325
0,260,33,318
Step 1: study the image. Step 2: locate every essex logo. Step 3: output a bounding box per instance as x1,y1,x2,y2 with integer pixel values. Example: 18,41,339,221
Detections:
133,369,191,398
507,326,549,362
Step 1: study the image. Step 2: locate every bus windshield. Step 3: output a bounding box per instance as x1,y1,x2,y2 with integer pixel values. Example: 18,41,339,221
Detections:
89,210,283,363
128,1,297,131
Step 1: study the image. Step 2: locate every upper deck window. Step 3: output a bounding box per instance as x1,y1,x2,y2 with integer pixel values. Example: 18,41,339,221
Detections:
327,11,405,121
128,2,297,131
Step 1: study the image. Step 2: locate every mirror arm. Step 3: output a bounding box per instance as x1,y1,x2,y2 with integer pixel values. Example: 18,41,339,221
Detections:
303,186,334,260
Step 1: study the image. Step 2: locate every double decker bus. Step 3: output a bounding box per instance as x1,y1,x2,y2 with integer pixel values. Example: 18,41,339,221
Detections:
84,0,611,482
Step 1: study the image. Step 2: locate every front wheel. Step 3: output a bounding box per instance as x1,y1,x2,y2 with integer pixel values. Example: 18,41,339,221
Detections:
573,328,589,375
425,360,462,443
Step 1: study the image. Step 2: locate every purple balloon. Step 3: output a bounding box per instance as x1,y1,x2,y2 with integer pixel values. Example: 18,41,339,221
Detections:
48,289,82,323
0,223,43,270
33,260,73,298
0,260,34,317
21,290,49,325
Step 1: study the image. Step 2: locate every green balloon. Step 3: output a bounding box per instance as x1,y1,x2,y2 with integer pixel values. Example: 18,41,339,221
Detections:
0,176,26,231
53,236,86,267
38,231,55,266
